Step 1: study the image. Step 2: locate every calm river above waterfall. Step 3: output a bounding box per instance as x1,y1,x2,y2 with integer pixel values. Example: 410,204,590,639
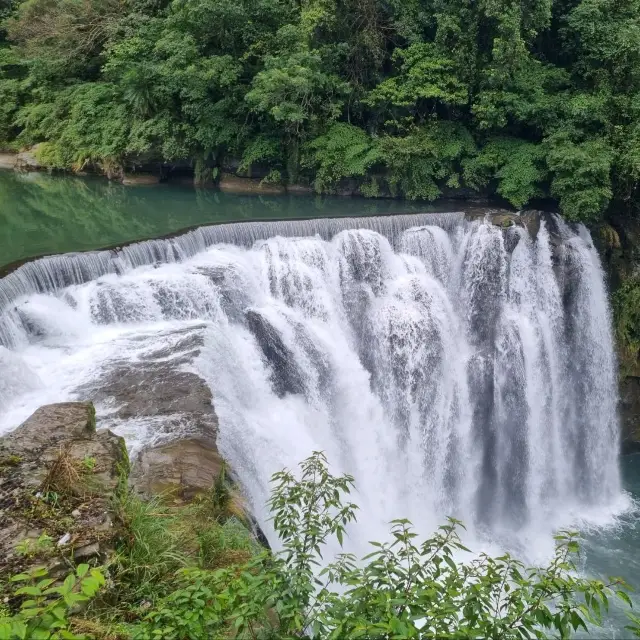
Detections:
0,170,638,638
0,170,446,269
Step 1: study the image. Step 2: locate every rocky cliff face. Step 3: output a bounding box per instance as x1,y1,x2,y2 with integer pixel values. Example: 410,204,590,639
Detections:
0,396,254,577
77,325,229,500
596,218,640,452
620,377,640,453
0,402,127,576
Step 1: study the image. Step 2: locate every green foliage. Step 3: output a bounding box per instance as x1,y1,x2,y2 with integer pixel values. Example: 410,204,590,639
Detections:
0,453,21,467
546,136,613,222
194,517,258,569
0,564,105,639
613,277,640,375
380,122,476,200
6,0,121,66
131,569,224,640
238,136,282,177
245,50,349,136
81,457,96,472
14,532,54,558
1,454,632,637
132,452,632,639
303,123,382,192
1,0,640,218
107,478,258,614
367,43,468,110
113,492,189,598
464,138,547,208
628,612,640,637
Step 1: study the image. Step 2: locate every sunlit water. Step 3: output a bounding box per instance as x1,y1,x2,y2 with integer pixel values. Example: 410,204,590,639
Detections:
0,200,636,635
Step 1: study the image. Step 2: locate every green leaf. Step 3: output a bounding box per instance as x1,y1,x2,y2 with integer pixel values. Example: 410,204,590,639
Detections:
15,586,43,596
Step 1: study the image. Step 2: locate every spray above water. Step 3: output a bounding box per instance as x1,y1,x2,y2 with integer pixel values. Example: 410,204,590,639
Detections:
0,213,623,553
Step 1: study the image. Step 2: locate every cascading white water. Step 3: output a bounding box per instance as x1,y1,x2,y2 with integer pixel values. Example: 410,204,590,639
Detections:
0,213,625,556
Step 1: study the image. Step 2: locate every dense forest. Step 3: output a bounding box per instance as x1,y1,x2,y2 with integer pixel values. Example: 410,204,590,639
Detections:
0,0,639,221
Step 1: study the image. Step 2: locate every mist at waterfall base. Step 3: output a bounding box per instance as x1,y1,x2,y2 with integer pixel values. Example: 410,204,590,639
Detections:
0,212,635,634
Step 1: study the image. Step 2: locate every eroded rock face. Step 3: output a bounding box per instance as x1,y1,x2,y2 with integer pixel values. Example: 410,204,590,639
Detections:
620,377,640,453
218,173,286,195
78,326,223,499
0,402,127,575
130,437,225,499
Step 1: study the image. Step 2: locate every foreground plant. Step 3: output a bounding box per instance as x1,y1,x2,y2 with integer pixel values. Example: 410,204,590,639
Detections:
135,452,632,639
0,564,105,639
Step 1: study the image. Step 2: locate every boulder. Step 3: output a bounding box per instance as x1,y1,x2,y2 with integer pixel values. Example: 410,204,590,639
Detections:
0,402,127,575
130,437,225,500
0,403,126,493
101,357,224,500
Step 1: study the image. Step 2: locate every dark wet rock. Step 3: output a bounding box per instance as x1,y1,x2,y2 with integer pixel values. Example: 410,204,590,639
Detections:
81,330,216,445
595,216,640,443
621,376,640,454
95,366,215,424
0,402,127,575
245,308,306,397
196,266,252,324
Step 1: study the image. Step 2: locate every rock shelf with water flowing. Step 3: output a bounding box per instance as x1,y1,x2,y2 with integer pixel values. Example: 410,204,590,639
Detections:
0,212,625,557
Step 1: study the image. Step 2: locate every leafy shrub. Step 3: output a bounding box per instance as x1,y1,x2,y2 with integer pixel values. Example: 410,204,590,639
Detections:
303,123,382,193
464,137,547,208
613,277,640,375
0,564,105,639
380,122,476,200
131,569,225,640
133,452,631,639
545,135,614,222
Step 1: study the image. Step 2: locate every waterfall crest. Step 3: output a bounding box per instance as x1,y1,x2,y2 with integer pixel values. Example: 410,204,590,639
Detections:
0,212,623,551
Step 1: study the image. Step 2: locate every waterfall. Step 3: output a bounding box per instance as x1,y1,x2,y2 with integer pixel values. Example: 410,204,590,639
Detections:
0,212,623,553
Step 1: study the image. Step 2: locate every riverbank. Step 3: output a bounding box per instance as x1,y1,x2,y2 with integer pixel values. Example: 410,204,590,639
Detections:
0,148,496,202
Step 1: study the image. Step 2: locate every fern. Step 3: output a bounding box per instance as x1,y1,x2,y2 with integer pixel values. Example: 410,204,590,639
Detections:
464,137,547,208
304,123,383,193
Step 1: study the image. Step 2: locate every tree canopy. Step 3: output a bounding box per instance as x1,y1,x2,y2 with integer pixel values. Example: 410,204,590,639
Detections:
2,0,640,221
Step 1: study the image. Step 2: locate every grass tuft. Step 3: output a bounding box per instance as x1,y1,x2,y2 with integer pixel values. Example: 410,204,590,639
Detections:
41,446,84,496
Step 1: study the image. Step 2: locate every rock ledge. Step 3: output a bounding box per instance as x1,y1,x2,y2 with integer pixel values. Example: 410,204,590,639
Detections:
0,402,128,575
